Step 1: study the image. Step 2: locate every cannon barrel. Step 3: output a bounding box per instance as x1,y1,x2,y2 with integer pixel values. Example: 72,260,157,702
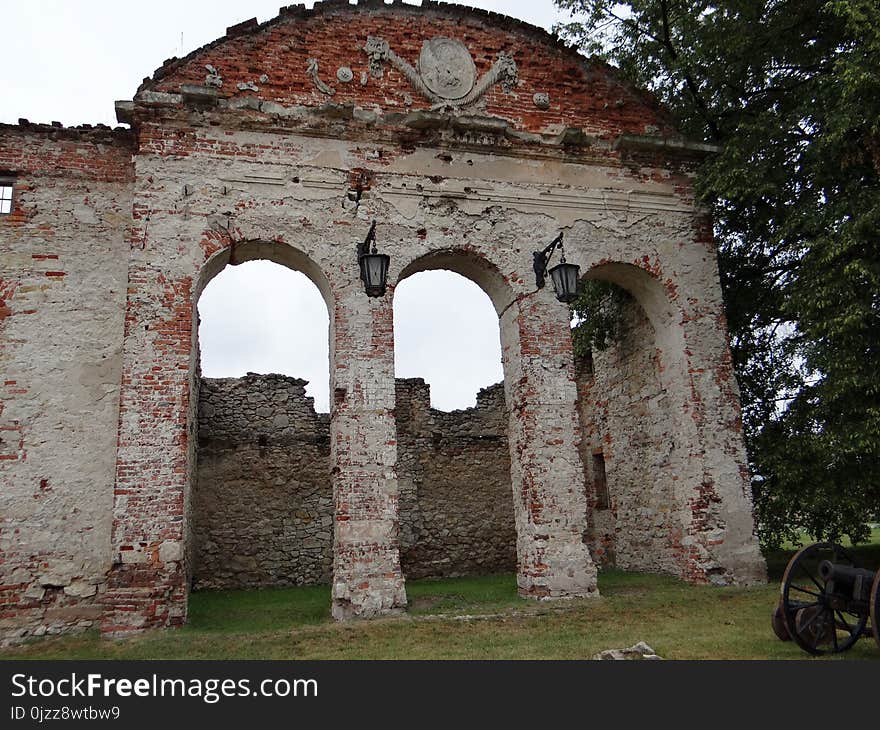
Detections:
818,560,876,599
775,542,878,656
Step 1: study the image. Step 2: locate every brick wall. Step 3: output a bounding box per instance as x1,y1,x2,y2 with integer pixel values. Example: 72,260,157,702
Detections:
0,124,134,641
145,1,677,142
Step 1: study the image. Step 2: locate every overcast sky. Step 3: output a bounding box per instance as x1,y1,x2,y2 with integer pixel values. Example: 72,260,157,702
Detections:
1,1,571,412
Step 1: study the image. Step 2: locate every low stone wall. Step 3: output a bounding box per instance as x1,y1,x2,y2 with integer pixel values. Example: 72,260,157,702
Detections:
195,334,711,591
192,375,333,590
192,374,515,590
395,379,516,579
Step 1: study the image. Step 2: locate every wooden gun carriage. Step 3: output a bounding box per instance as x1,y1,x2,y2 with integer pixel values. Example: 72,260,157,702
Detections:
772,542,880,655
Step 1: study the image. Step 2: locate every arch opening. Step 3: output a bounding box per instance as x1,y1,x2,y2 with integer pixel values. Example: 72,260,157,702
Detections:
392,255,518,584
198,259,330,412
397,248,517,317
189,242,335,594
393,269,503,411
572,261,684,575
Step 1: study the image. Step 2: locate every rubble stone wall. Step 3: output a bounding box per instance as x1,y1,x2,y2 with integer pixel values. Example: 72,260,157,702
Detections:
395,378,515,580
192,375,514,589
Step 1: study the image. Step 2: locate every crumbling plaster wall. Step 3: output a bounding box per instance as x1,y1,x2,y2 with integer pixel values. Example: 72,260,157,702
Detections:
112,122,761,621
0,124,133,642
0,121,766,641
577,299,679,573
105,125,613,632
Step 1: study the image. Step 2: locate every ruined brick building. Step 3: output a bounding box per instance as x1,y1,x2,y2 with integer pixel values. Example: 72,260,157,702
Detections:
0,1,766,642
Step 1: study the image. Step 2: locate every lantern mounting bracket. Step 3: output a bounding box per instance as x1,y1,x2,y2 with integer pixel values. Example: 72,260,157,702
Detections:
358,219,378,260
357,220,390,297
533,231,565,289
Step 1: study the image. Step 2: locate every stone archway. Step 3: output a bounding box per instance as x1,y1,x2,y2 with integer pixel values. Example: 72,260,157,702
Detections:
396,249,599,600
577,261,766,585
103,240,336,635
191,253,333,592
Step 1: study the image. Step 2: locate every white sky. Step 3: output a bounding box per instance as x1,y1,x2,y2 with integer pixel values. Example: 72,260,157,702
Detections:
1,1,570,412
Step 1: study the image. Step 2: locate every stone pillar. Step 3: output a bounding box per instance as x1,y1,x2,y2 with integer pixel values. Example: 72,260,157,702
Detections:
501,293,598,599
101,266,192,635
673,300,767,586
330,283,407,619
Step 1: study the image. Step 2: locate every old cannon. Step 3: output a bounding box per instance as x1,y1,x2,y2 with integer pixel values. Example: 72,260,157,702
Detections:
772,542,880,655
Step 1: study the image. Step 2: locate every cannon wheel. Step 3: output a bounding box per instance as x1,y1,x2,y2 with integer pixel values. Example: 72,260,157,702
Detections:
771,600,791,641
780,542,867,655
871,568,880,651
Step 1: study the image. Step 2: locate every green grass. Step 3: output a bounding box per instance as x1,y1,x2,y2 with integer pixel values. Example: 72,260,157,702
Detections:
3,539,878,661
186,583,331,634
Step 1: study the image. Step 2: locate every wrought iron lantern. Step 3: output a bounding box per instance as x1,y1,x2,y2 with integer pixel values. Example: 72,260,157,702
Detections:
533,231,580,304
358,220,390,297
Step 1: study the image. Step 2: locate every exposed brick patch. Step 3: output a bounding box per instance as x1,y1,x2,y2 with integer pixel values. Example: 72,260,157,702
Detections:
143,1,674,141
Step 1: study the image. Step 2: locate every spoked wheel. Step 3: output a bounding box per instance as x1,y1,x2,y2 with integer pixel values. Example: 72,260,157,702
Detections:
871,569,880,651
780,542,868,655
771,600,791,641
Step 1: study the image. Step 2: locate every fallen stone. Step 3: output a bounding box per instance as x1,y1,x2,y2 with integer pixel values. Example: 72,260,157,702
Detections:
24,583,46,600
593,641,663,660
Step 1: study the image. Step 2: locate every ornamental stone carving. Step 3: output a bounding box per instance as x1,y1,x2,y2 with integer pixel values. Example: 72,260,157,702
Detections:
362,35,518,110
306,58,335,96
419,37,476,100
204,64,223,88
533,92,550,110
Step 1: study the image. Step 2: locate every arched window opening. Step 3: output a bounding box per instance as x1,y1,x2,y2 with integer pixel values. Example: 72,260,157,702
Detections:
571,268,678,575
198,259,330,412
392,268,515,584
570,278,634,372
393,270,503,411
192,256,333,593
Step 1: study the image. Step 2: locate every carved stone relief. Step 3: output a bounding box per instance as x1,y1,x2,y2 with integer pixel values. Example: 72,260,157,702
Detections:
204,64,223,88
307,58,335,96
533,92,550,110
362,35,518,110
419,37,476,100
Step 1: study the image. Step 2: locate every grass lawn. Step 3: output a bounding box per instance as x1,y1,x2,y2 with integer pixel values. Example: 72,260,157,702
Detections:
3,535,878,661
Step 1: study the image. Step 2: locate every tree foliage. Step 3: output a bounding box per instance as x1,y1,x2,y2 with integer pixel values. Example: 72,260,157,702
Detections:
558,0,880,546
570,280,632,356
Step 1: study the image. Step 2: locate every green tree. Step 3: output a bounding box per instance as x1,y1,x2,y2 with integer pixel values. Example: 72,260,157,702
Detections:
558,0,880,546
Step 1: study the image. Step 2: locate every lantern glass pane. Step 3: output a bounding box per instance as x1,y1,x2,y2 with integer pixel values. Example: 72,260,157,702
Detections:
360,253,390,296
549,262,580,303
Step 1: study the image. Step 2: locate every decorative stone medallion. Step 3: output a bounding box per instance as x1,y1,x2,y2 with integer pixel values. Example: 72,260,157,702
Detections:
362,35,517,109
418,37,476,100
337,66,354,83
